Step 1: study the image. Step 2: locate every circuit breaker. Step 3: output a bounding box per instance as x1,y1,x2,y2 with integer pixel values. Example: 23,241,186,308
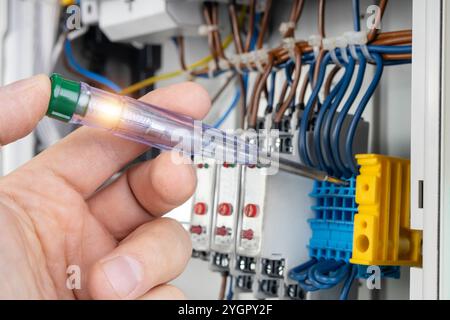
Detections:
209,163,242,272
190,159,218,260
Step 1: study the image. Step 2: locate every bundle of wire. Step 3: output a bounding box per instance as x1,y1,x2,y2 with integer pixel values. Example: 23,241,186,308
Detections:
297,45,410,179
289,259,357,300
186,0,412,180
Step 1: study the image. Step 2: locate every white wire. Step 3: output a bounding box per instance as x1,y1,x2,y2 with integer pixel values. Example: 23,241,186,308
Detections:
50,26,89,72
49,32,66,72
67,25,89,41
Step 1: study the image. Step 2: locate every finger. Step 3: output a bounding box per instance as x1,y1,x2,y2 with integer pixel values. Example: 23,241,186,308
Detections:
23,82,210,198
138,285,186,300
88,218,191,300
88,152,196,239
0,75,50,145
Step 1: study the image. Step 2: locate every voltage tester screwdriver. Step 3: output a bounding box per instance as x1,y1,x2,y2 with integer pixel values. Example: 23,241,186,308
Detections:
46,74,347,186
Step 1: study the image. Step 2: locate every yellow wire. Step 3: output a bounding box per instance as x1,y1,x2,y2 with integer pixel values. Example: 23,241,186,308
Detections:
60,0,77,6
120,35,233,95
120,5,246,96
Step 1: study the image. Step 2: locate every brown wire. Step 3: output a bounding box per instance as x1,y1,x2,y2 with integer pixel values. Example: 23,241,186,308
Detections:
238,75,247,128
274,48,303,124
272,0,305,121
247,73,264,127
282,0,305,38
203,4,219,68
176,36,187,71
279,0,305,93
244,0,256,52
289,0,299,23
318,0,326,38
373,35,411,46
211,73,236,105
218,273,228,300
253,0,273,108
228,2,244,54
278,81,289,110
312,0,326,87
228,2,247,127
312,50,325,87
377,29,411,39
294,0,306,23
248,54,274,128
324,65,341,97
383,53,411,60
211,3,225,59
256,0,273,49
298,74,310,109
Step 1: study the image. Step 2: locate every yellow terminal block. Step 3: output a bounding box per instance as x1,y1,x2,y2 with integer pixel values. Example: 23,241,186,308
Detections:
350,154,422,267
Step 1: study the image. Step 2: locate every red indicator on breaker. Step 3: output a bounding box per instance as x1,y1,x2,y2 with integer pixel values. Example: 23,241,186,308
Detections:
218,203,233,216
194,202,207,215
242,229,254,240
215,226,228,237
190,225,203,235
244,204,259,218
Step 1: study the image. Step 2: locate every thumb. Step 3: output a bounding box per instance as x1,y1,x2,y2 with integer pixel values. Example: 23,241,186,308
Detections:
0,75,51,146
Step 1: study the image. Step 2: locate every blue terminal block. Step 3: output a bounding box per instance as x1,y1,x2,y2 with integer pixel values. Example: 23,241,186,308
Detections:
308,178,358,262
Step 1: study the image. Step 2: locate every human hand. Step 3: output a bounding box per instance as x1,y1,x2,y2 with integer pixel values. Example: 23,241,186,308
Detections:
0,75,210,299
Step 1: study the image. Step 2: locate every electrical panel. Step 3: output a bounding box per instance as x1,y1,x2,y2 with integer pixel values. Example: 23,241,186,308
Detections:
4,0,448,301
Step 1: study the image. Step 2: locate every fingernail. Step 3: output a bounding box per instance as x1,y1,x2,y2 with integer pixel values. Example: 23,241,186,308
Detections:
101,256,143,298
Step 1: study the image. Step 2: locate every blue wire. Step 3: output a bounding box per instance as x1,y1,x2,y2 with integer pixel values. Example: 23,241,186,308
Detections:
289,259,318,282
292,259,355,295
352,0,361,31
384,59,412,66
249,13,262,50
266,71,277,113
298,279,321,292
64,40,122,93
345,52,384,174
284,62,294,85
226,275,234,300
331,52,367,178
367,45,412,54
309,59,324,109
322,56,356,175
307,261,341,290
340,264,357,300
313,67,345,171
298,53,331,167
213,90,242,128
313,262,350,285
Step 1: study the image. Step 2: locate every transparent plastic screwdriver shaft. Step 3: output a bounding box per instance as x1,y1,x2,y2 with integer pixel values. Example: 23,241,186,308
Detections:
46,74,347,185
